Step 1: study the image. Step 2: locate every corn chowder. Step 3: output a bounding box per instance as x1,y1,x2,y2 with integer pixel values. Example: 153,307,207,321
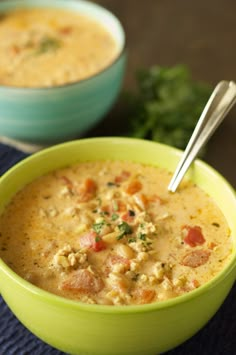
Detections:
0,161,232,305
0,8,119,87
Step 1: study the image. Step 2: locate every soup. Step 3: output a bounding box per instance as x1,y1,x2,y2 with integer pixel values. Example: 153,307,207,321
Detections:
0,161,232,305
0,8,119,87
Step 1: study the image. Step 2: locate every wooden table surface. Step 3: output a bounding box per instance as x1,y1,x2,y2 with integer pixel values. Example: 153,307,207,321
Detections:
90,0,236,188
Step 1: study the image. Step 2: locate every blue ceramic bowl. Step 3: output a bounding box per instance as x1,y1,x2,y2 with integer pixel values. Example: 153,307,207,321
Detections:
0,0,126,144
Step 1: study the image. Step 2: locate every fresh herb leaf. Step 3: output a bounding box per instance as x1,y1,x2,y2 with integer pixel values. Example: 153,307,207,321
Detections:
100,211,109,217
107,182,116,187
126,65,212,152
131,273,139,281
117,221,133,240
128,210,135,217
112,200,119,212
111,213,119,221
118,222,132,234
92,221,105,234
36,36,61,55
138,233,146,241
212,222,220,228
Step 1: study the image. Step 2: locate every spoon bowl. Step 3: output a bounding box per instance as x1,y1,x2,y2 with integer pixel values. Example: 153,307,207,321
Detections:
168,80,236,192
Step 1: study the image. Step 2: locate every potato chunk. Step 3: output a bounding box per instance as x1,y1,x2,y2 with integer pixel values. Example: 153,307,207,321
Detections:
61,269,104,293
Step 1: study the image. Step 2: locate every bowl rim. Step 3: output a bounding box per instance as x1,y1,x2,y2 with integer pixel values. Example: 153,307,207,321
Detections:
0,137,236,314
0,0,126,91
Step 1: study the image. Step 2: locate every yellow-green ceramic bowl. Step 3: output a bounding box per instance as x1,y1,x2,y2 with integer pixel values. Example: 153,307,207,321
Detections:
0,0,126,144
0,137,236,355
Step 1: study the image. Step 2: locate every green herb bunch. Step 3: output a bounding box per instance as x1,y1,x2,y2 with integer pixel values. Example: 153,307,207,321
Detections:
126,65,212,151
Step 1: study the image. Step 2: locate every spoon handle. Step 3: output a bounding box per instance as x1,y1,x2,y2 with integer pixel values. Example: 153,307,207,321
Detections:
168,80,236,193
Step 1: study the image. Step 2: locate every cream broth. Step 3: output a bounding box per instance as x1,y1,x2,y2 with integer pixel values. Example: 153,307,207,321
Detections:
0,8,119,87
0,161,232,305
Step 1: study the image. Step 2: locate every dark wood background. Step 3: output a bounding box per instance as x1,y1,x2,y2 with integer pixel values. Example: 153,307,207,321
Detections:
90,0,236,188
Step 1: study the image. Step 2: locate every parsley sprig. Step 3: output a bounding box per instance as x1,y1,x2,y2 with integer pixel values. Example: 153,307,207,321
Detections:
36,36,61,55
126,65,212,151
92,221,106,234
117,222,133,240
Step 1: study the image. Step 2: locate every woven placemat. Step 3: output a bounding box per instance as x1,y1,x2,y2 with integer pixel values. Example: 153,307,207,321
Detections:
0,143,235,355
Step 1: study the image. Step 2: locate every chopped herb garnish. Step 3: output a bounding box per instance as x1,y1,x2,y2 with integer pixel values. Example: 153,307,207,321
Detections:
128,237,136,243
128,210,135,217
96,197,102,206
92,209,98,213
126,64,212,151
118,222,132,234
117,234,125,241
95,236,101,242
111,213,119,221
43,195,51,200
112,200,119,212
92,221,105,234
138,233,146,241
36,36,61,55
212,222,220,228
117,221,133,240
100,211,109,217
107,182,116,187
131,273,139,281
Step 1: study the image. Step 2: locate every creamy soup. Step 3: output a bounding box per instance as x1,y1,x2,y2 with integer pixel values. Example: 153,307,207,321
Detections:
0,161,232,305
0,8,119,87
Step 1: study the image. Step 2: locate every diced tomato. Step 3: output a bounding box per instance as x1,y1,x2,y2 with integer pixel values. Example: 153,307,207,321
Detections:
61,269,104,293
111,200,126,213
115,170,131,183
125,180,142,195
121,211,135,223
182,225,205,247
93,237,106,252
192,279,200,288
134,289,156,304
79,231,106,252
181,249,211,268
59,26,73,35
107,254,130,267
83,178,97,194
11,45,21,55
77,178,97,202
208,242,217,250
148,194,162,204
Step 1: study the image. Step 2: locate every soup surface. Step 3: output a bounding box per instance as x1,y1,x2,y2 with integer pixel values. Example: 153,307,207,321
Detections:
0,161,232,305
0,8,119,87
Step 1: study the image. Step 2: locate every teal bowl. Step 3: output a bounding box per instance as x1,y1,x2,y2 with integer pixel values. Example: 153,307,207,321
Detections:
0,138,236,355
0,0,126,144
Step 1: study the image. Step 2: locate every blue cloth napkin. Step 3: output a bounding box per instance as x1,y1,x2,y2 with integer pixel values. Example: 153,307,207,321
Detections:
0,143,235,355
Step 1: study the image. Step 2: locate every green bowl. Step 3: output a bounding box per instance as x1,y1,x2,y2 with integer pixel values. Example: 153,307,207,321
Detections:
0,137,236,355
0,0,126,144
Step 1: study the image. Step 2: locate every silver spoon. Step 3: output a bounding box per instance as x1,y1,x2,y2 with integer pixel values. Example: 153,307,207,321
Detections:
168,80,236,193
